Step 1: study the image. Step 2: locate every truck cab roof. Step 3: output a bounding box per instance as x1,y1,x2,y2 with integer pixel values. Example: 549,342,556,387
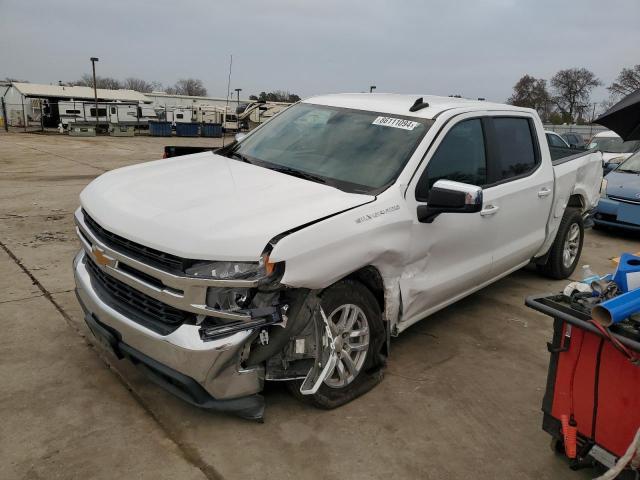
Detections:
303,93,533,120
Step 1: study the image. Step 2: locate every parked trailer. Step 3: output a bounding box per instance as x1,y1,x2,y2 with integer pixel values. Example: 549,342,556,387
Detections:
58,100,157,130
195,105,239,131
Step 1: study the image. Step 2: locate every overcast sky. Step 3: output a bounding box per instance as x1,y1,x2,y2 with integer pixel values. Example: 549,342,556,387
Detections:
1,0,638,103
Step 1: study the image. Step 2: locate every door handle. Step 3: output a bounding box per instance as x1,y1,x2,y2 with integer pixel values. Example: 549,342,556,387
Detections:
480,205,500,216
538,187,552,198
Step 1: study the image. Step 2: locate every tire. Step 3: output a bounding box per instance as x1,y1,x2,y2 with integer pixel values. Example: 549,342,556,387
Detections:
538,208,584,280
287,279,386,409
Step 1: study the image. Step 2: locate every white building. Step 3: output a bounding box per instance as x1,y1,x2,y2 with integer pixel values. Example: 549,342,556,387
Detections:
1,82,151,128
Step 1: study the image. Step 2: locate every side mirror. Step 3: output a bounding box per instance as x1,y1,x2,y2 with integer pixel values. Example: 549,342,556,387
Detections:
417,180,483,224
235,132,247,142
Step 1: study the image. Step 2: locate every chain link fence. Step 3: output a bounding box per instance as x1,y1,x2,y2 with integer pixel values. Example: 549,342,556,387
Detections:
0,98,52,132
543,124,608,141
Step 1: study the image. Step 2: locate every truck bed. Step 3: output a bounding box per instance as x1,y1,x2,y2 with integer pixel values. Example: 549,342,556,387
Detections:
535,148,603,258
549,145,588,164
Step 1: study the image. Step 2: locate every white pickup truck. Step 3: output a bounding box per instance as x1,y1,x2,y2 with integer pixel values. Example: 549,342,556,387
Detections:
73,94,602,420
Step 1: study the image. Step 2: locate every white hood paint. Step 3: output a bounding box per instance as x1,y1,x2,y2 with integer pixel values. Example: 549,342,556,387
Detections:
602,152,633,163
80,152,374,261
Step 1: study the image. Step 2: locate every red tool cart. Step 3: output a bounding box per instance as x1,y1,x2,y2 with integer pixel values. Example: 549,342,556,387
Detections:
527,294,640,478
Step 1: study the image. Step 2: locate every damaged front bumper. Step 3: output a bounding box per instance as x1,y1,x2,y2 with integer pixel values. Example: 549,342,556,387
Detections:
74,250,267,420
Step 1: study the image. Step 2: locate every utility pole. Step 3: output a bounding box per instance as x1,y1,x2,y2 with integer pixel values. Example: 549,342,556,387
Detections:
90,57,99,130
369,85,376,93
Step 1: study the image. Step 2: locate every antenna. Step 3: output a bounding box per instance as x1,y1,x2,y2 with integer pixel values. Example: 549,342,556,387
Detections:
222,54,233,147
409,97,430,112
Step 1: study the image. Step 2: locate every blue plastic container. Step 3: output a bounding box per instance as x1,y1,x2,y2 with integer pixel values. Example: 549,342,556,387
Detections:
148,121,172,137
201,123,223,138
613,253,640,293
176,122,200,137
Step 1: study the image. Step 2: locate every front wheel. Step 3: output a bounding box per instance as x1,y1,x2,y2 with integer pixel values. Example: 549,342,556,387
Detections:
538,208,584,279
287,279,386,409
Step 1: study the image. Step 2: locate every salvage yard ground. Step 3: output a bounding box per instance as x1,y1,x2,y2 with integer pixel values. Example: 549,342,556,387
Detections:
0,131,634,479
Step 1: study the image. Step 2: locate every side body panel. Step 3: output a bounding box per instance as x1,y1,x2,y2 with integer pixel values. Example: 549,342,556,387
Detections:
533,150,603,258
486,113,554,275
270,186,411,328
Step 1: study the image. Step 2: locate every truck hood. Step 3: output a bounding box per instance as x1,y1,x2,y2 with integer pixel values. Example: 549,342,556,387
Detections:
605,170,640,201
80,152,374,261
602,152,633,163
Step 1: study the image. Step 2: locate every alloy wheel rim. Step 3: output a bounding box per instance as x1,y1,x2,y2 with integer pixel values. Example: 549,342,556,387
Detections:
563,223,581,269
324,304,370,388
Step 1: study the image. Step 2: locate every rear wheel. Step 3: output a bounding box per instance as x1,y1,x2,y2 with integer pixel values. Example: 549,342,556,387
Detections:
538,208,584,279
287,279,386,409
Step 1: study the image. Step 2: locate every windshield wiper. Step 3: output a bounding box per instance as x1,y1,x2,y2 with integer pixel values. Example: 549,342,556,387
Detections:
228,151,253,164
269,166,327,184
616,169,639,174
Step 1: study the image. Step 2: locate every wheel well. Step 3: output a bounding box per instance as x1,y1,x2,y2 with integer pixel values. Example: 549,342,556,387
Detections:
344,266,385,313
568,194,584,210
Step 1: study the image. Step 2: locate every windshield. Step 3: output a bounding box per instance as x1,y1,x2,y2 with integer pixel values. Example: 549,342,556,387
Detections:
225,103,432,193
588,136,640,154
617,151,640,173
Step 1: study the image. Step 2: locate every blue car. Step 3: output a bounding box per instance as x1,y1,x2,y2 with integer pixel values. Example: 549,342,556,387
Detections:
594,150,640,231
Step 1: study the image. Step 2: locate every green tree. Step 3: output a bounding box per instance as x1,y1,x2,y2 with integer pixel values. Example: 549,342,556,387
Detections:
507,75,551,120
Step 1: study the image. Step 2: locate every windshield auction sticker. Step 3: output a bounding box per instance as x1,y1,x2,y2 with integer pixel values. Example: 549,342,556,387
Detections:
372,116,419,130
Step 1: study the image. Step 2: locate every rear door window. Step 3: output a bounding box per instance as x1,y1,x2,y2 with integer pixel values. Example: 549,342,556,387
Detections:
492,117,539,181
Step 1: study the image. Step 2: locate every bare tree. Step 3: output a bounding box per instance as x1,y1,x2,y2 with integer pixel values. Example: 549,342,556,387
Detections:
252,90,301,102
71,74,123,90
170,78,208,96
608,65,640,97
4,77,29,83
550,68,602,123
507,75,551,121
122,77,160,93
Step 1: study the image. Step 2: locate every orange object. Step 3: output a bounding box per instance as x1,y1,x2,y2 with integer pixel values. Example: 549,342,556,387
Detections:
612,252,640,265
561,414,578,459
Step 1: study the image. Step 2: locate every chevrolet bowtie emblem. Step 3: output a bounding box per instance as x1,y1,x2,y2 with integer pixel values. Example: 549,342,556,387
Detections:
91,245,115,267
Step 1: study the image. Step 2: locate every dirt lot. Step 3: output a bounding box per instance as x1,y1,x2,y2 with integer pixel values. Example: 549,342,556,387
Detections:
0,131,635,479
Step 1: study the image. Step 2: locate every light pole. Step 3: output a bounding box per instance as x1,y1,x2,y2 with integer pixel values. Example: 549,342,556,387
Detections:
369,85,376,93
234,88,242,130
90,57,99,129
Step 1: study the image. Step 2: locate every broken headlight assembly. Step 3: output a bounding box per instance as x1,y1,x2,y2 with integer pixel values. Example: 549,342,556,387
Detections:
185,253,277,281
193,253,287,341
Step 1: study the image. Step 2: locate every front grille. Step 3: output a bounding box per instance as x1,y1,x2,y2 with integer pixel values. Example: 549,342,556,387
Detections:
86,256,194,335
82,210,191,273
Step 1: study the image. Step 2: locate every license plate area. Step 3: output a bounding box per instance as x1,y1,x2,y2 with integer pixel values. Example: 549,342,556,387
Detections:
84,313,123,359
617,202,640,225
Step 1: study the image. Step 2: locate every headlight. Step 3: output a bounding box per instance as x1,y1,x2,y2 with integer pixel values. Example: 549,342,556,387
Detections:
206,287,251,311
600,178,608,198
185,253,276,281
